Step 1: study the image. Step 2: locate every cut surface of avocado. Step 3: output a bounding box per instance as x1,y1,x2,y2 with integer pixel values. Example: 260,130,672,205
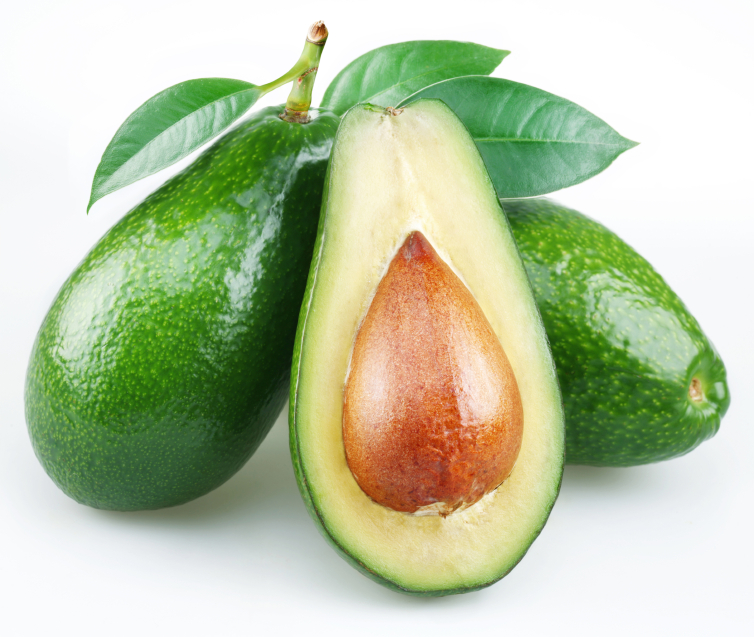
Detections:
290,100,565,595
343,230,524,517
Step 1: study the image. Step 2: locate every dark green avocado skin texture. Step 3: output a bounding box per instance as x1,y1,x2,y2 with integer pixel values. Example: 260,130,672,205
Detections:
25,106,340,510
504,198,729,466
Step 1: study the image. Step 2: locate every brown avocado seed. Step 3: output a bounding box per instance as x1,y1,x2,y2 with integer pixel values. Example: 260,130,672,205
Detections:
343,231,523,516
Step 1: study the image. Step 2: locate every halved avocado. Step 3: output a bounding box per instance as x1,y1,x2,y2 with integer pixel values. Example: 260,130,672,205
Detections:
289,100,565,596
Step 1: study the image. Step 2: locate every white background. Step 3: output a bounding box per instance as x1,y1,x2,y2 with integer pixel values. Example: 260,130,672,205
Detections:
2,1,753,635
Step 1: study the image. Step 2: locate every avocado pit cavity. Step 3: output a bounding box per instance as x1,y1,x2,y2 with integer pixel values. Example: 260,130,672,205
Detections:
343,231,524,516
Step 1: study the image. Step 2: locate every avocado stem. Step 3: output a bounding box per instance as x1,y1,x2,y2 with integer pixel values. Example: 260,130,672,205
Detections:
689,377,704,403
255,22,327,120
257,21,327,123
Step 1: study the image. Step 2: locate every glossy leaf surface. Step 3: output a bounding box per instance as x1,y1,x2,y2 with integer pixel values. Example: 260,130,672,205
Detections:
88,78,262,211
321,41,508,116
400,76,638,198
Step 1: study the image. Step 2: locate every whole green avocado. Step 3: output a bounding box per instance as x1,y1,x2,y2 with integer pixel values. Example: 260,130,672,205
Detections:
25,105,340,510
504,197,730,466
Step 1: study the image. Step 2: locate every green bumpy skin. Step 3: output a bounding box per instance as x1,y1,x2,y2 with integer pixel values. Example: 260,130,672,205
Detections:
504,198,730,466
25,106,340,510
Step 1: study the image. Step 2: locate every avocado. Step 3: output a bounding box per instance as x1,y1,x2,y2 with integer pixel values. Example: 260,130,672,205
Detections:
504,197,730,466
290,101,565,595
25,106,340,510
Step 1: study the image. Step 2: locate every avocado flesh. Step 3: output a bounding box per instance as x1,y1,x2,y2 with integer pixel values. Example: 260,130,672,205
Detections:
290,101,565,595
25,106,340,510
504,197,730,466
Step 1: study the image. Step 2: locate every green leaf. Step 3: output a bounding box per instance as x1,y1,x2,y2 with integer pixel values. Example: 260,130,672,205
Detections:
88,78,262,212
321,41,509,116
399,76,638,198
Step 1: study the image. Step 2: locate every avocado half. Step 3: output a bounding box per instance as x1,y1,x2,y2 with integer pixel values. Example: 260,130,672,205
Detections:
289,100,565,595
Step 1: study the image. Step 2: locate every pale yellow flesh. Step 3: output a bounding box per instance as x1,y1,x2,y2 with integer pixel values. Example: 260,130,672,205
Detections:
294,101,564,591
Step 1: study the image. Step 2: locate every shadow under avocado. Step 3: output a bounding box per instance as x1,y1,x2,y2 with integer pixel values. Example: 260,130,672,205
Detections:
88,412,666,603
93,408,301,529
561,463,666,496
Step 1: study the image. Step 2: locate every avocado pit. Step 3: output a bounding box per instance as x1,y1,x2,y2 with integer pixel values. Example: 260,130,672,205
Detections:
343,231,524,516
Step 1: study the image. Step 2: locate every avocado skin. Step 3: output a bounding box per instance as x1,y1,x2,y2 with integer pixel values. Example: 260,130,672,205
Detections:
504,198,730,466
25,106,340,510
